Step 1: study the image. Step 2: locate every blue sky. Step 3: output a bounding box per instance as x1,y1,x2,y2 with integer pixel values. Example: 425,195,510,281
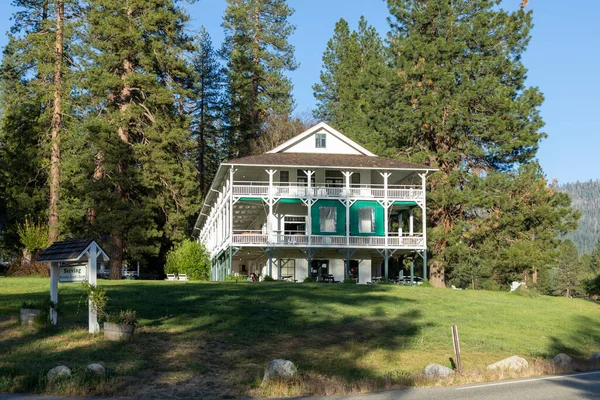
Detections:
0,0,597,184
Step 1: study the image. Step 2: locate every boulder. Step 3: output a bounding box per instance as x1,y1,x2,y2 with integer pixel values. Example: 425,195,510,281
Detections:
553,353,573,367
262,359,297,384
47,365,71,380
590,352,600,362
423,364,454,379
487,356,528,371
86,363,106,375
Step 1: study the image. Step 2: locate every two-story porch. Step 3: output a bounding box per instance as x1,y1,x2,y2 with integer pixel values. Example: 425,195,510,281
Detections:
194,122,436,283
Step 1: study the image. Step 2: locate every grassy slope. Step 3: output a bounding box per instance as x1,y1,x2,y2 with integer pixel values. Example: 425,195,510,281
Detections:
0,277,599,397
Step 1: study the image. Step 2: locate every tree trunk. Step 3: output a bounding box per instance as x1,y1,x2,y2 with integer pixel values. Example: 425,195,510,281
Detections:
199,79,206,198
109,233,124,280
429,260,445,288
48,0,64,243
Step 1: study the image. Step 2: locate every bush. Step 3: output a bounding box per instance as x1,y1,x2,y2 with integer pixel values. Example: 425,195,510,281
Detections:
262,275,275,282
342,278,356,284
17,218,50,254
303,277,314,283
165,240,210,280
583,275,600,297
107,309,137,326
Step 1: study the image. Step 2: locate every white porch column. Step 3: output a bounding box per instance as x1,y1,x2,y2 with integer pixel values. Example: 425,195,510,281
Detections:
343,171,352,247
50,262,59,325
87,245,99,334
380,172,392,281
304,170,315,247
266,169,277,244
399,211,403,235
421,173,427,244
409,208,414,236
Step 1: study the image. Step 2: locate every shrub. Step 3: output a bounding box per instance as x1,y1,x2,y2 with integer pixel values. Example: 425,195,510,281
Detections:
263,275,275,282
342,278,356,284
107,310,137,326
17,218,50,254
165,240,210,280
20,298,59,325
303,277,314,283
583,275,600,297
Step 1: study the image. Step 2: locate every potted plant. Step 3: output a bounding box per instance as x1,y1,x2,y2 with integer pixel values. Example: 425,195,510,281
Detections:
104,310,137,341
19,301,41,325
81,281,137,340
20,298,58,325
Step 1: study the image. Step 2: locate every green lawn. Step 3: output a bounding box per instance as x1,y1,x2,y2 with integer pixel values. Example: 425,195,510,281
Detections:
1,277,599,398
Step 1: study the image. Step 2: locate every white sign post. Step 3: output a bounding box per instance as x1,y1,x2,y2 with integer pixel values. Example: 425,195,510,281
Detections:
42,240,107,334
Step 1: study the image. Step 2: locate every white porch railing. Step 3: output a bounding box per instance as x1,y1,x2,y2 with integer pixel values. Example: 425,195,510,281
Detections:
230,231,424,248
232,181,423,201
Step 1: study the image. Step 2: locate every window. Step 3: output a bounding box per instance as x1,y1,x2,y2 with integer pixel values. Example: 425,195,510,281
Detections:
352,172,361,185
297,169,315,186
280,170,289,186
284,216,306,235
325,170,343,187
320,207,337,232
281,259,295,281
315,133,326,148
358,207,375,233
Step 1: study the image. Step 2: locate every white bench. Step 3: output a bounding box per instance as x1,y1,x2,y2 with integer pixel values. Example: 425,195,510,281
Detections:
166,273,178,281
179,274,189,281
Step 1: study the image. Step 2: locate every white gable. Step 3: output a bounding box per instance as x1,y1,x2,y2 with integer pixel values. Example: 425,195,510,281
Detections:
267,122,376,156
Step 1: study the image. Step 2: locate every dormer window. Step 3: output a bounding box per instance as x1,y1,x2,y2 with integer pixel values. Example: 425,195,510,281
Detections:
315,133,326,148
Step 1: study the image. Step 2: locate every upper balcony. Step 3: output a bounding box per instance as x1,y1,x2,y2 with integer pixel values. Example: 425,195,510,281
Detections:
232,181,424,202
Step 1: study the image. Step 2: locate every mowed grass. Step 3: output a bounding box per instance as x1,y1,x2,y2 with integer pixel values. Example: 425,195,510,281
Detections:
1,277,600,398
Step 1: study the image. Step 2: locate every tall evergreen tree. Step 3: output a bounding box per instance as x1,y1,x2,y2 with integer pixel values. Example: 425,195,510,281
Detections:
189,27,225,198
555,240,584,297
0,0,79,254
221,0,298,158
384,0,577,287
69,0,198,279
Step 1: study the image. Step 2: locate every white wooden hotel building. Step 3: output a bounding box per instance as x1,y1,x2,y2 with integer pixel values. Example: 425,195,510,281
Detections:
193,123,435,283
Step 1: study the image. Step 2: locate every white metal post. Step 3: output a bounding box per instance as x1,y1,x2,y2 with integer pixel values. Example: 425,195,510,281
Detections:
87,245,99,333
409,209,414,236
304,170,314,247
380,172,392,281
421,173,427,246
50,262,59,325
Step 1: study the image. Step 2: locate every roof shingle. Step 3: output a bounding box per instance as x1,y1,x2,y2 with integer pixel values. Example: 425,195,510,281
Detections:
37,239,93,262
223,153,431,170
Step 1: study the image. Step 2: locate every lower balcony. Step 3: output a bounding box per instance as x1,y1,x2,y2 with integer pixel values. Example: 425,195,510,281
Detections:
230,231,425,249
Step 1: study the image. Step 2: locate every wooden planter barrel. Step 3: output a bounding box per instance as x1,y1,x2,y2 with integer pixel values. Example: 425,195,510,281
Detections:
20,308,41,325
104,322,135,341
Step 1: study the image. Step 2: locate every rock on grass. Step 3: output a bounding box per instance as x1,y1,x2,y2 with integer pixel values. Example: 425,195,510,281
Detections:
486,356,528,371
423,364,454,378
47,366,71,380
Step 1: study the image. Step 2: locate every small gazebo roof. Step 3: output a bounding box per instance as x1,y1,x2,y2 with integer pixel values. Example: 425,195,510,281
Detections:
38,239,109,263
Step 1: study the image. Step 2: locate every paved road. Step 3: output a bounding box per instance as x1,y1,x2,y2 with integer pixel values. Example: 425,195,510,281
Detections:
1,371,600,399
300,371,600,400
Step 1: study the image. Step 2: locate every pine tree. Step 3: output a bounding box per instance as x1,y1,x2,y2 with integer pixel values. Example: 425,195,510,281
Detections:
555,240,584,297
71,0,199,279
189,27,225,198
385,0,572,287
0,0,79,253
221,0,298,158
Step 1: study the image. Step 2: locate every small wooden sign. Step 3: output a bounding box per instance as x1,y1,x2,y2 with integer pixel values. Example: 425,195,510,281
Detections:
59,264,87,283
452,325,462,373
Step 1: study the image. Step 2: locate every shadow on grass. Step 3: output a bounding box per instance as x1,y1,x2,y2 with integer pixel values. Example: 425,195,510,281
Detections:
0,282,426,398
544,315,600,399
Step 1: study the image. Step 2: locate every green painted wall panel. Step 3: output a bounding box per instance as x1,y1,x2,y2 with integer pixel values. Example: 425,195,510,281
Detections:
350,200,385,236
311,199,346,235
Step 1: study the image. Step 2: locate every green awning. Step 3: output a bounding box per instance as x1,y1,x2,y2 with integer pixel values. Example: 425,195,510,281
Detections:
239,197,262,202
393,201,418,207
278,198,303,204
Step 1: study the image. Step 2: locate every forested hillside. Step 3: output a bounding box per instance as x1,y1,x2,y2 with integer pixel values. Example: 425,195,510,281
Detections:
560,180,600,253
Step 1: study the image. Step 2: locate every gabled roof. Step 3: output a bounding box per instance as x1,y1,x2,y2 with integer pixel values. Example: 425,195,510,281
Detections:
223,152,431,171
267,122,376,156
38,239,110,262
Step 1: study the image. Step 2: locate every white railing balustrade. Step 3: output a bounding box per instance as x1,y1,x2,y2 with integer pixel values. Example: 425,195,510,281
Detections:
232,181,422,201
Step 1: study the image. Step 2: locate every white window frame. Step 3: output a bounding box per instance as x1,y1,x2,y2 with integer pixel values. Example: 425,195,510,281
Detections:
358,207,375,233
320,207,337,232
